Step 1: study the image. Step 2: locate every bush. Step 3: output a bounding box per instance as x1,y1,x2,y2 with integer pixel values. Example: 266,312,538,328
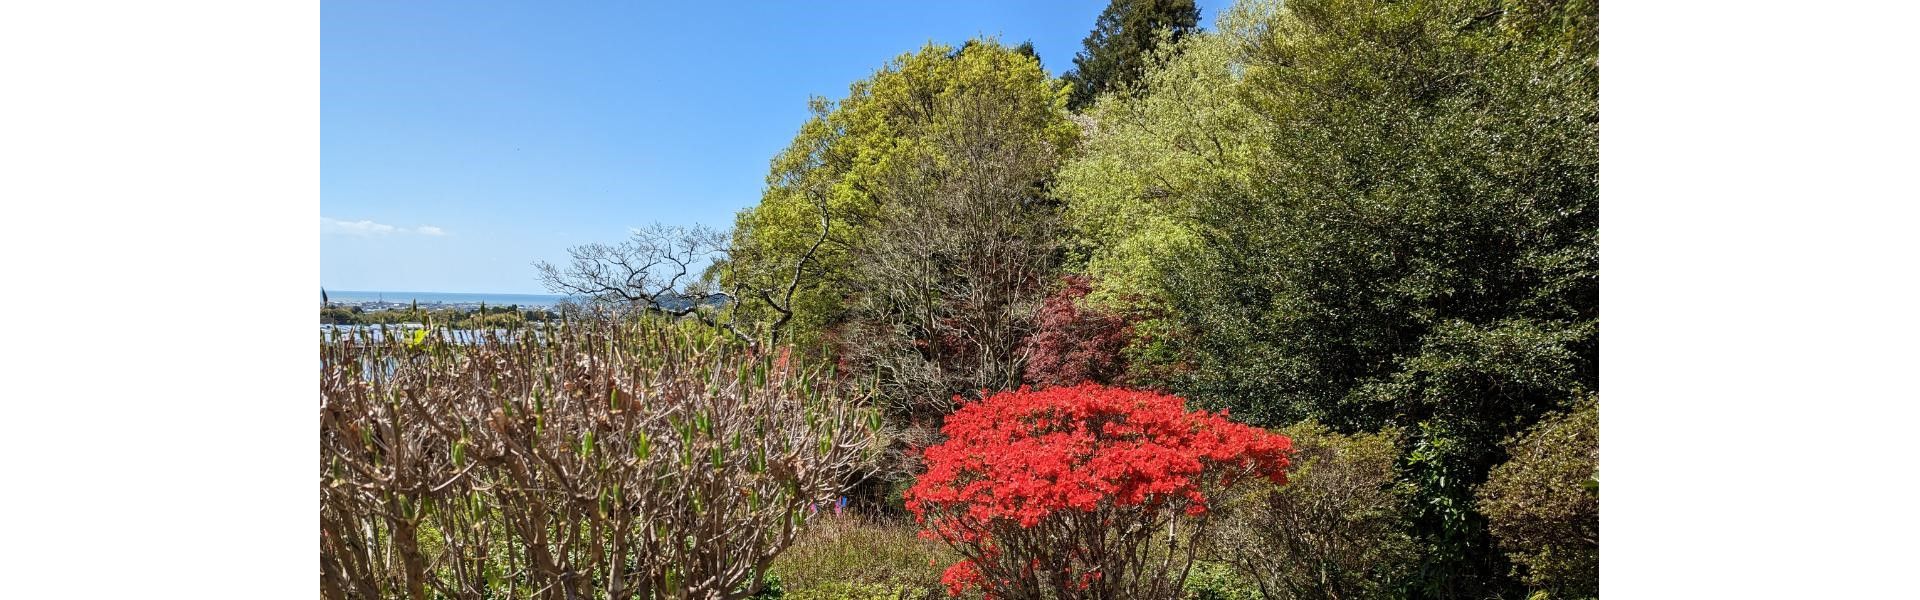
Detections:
1182,561,1260,600
319,319,885,600
1206,421,1417,600
1476,398,1599,599
1020,276,1136,388
905,384,1292,599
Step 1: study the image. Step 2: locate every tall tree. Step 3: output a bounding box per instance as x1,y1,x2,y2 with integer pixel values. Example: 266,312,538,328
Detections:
727,40,1078,419
1061,0,1202,111
1057,0,1598,596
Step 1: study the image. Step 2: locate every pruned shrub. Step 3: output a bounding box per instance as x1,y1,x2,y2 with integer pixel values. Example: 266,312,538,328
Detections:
1477,398,1599,599
904,384,1292,599
319,320,884,600
1204,421,1416,600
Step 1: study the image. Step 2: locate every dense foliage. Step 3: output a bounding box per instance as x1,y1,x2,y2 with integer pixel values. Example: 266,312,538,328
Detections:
1056,0,1598,595
393,0,1600,596
1208,422,1418,600
727,39,1078,420
1478,398,1600,599
1060,0,1203,110
1019,276,1137,388
905,384,1292,599
319,320,882,599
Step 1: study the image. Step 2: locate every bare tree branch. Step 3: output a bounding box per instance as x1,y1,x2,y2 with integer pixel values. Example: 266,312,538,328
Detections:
535,214,835,350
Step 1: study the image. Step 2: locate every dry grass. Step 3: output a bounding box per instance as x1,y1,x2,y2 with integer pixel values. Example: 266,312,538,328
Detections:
768,514,961,599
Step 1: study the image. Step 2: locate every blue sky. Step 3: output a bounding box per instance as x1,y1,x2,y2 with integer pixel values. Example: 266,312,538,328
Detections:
323,1,1218,294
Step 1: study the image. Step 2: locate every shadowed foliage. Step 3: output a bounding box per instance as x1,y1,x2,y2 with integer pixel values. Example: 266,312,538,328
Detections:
1057,0,1597,595
1478,398,1599,599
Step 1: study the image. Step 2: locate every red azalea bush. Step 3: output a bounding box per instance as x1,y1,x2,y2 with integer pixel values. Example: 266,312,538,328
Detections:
904,384,1292,599
1021,276,1136,388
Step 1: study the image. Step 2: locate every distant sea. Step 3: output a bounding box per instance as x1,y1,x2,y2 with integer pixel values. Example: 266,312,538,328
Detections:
324,290,570,308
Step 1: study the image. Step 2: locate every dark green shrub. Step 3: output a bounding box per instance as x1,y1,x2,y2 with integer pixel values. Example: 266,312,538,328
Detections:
1207,421,1417,600
1183,561,1260,600
1477,398,1599,599
749,574,785,599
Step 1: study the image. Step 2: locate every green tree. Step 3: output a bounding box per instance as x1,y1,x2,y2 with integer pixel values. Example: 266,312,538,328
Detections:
1054,9,1273,359
1057,0,1597,596
1061,0,1203,111
727,39,1078,417
319,306,359,325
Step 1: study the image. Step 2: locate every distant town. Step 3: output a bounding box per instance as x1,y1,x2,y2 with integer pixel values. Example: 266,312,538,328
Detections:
322,289,568,311
320,292,567,328
319,290,732,327
324,298,546,313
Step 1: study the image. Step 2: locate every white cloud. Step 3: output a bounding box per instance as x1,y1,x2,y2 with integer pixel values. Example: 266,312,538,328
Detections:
322,217,449,237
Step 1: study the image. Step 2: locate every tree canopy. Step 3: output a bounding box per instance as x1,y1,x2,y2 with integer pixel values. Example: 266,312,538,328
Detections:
522,1,1600,595
1061,0,1203,111
727,39,1078,414
1056,0,1597,595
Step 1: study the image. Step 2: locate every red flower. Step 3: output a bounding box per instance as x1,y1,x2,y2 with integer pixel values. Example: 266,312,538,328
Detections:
904,384,1292,597
940,560,986,597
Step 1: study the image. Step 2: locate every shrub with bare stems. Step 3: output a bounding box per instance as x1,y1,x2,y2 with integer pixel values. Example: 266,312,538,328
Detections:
319,319,884,600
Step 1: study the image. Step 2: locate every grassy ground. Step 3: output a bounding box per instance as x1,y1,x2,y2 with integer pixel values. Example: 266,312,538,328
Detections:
769,514,960,599
766,514,1261,600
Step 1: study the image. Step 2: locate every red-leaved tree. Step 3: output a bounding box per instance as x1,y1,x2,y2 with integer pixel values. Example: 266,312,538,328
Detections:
1021,276,1135,388
904,384,1292,599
